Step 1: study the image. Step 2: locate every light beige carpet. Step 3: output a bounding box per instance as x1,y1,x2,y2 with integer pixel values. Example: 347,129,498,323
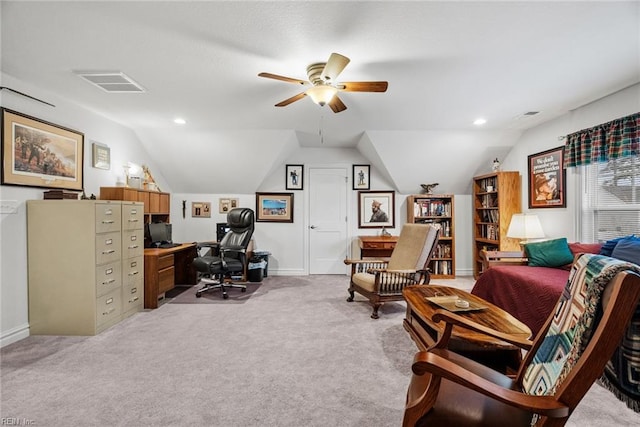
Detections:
1,275,638,426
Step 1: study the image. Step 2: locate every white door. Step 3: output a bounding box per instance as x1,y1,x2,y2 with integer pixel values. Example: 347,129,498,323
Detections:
309,167,348,274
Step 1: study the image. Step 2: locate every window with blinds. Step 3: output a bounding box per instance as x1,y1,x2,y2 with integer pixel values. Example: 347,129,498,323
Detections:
579,156,640,242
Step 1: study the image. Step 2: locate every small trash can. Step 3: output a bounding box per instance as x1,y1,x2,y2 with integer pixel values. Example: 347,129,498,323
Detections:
252,250,271,277
248,257,267,282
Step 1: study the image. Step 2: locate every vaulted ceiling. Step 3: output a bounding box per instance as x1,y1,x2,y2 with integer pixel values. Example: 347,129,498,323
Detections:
2,1,638,194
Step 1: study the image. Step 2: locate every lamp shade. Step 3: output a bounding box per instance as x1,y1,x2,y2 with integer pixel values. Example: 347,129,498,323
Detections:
306,85,337,106
506,214,545,240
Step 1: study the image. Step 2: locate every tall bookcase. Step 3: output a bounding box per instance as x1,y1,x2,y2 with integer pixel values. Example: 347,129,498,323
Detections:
407,194,455,278
472,171,522,278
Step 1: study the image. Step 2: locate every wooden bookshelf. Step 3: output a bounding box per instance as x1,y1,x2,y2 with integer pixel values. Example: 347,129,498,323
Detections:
407,194,455,278
472,172,521,278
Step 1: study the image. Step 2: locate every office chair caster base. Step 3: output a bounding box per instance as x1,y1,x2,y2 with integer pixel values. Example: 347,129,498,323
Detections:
223,293,229,299
242,288,247,293
196,292,202,298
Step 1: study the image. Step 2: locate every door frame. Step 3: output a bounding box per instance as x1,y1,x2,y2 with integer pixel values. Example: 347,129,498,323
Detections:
304,164,352,275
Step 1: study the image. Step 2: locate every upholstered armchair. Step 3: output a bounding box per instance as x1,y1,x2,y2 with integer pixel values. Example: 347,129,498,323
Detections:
344,223,440,319
403,253,640,427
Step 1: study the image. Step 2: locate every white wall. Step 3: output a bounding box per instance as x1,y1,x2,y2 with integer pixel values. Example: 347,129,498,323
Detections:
2,73,637,347
0,74,165,346
501,83,640,241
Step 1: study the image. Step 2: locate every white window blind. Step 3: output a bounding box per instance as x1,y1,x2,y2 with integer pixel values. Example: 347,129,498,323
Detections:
579,156,640,242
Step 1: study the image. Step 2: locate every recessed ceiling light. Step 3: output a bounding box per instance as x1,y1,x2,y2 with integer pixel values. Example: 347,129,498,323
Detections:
174,118,186,125
473,118,487,126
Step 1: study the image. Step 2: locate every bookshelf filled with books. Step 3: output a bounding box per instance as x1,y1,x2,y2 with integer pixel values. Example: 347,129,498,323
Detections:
407,194,455,278
472,171,522,278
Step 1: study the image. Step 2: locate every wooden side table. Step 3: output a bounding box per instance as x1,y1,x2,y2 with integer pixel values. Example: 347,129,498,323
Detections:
403,285,531,373
358,235,398,258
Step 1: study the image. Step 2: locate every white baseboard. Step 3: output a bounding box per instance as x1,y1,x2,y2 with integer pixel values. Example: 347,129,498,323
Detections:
268,268,306,276
1,323,30,348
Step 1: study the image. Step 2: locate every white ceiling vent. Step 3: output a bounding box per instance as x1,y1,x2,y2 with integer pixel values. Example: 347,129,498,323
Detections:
513,111,540,120
74,71,145,93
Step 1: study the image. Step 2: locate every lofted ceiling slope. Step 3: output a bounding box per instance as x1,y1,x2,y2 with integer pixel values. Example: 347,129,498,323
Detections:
1,1,638,194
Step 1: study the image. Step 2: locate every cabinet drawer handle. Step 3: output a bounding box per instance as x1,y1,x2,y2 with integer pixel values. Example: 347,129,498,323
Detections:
128,271,139,276
102,249,115,255
128,244,139,249
102,220,115,224
128,219,139,223
102,308,116,316
129,297,139,303
102,279,116,285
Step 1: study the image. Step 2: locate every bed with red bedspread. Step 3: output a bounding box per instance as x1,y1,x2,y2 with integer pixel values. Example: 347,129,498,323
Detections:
470,242,603,337
471,265,569,337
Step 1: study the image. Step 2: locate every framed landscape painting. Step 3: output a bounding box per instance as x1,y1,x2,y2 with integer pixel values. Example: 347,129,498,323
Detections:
358,190,395,229
256,192,294,223
1,108,84,191
528,146,566,208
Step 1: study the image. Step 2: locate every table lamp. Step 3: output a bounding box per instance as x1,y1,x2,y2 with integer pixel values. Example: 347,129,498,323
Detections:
506,213,545,245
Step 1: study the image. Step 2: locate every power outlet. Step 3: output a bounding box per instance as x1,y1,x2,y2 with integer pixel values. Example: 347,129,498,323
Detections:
0,200,19,214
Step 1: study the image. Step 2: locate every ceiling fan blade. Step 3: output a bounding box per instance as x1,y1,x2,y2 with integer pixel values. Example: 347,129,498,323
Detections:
321,53,350,82
275,92,306,107
338,81,388,92
258,72,308,85
328,95,347,113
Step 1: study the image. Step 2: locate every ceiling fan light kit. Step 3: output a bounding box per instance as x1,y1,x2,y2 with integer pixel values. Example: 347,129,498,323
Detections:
306,85,338,106
259,52,388,113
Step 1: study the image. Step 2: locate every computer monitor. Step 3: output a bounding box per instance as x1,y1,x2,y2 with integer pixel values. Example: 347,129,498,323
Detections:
147,222,172,246
216,222,230,242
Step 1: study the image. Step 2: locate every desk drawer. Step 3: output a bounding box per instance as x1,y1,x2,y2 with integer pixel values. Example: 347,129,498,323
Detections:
96,262,122,297
158,267,175,294
158,254,174,270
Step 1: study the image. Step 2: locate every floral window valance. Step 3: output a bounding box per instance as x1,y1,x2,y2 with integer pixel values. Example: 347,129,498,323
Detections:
564,112,640,168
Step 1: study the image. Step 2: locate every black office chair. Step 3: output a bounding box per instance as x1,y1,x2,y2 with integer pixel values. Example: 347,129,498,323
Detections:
192,208,255,299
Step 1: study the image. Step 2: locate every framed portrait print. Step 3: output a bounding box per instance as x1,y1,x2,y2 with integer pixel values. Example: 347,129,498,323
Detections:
528,146,566,208
1,108,84,191
192,202,211,218
358,190,395,229
219,198,239,213
256,192,294,223
286,164,303,190
92,142,110,170
353,164,370,190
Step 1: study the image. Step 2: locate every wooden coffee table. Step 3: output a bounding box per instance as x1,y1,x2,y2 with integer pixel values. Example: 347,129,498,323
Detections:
403,285,531,373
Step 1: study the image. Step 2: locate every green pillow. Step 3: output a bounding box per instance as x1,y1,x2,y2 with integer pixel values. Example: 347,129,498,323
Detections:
524,238,574,268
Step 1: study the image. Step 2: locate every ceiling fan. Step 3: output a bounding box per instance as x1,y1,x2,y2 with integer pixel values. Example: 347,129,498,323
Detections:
258,53,388,113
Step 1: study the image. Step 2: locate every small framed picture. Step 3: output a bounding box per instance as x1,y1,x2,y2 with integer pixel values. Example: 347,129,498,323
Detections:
286,164,303,190
353,164,370,190
256,192,294,223
527,146,566,209
358,190,395,229
192,202,211,218
219,198,239,213
92,142,110,170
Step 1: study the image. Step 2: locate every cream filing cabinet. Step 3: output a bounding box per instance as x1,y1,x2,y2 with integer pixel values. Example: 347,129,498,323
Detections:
27,200,144,335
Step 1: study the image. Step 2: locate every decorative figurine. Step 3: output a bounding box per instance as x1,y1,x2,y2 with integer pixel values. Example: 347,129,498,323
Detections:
492,158,501,172
420,183,439,194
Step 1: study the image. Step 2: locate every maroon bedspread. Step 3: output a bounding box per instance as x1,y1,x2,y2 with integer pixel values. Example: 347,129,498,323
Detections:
471,266,569,337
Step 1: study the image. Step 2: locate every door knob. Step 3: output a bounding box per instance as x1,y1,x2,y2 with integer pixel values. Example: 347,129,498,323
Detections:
310,225,317,229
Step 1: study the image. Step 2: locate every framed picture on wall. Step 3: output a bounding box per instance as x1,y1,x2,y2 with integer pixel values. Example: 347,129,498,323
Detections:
358,190,395,229
1,108,84,191
353,164,370,190
192,202,211,218
286,164,303,190
92,142,110,170
256,192,294,222
528,146,566,208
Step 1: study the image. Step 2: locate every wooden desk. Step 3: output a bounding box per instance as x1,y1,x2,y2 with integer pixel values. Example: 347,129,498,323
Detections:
144,243,197,308
358,235,398,258
403,285,531,373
